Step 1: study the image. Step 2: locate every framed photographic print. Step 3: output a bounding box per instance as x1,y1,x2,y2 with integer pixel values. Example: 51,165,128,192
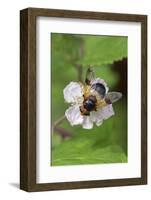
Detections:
20,8,147,191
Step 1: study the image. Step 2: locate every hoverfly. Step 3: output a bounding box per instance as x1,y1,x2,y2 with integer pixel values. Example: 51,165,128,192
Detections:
79,67,122,116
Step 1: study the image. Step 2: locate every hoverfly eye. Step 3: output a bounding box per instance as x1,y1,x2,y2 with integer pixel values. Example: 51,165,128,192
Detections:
91,83,106,97
83,99,95,111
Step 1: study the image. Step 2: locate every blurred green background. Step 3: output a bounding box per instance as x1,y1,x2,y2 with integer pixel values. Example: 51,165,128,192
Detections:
51,33,128,166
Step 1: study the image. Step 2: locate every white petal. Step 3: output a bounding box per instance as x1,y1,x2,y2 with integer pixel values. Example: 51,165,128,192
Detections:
91,78,109,93
96,120,103,126
82,116,93,129
63,82,83,103
90,111,103,126
65,105,83,126
101,104,114,120
90,104,114,126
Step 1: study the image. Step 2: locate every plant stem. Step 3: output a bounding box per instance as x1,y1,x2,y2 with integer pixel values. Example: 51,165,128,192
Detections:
74,63,83,83
54,126,72,139
53,115,66,128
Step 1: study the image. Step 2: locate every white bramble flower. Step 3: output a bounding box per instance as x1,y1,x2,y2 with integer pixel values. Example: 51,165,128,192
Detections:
63,78,115,129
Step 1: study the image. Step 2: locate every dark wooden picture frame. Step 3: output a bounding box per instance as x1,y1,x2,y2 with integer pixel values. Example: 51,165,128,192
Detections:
20,7,147,192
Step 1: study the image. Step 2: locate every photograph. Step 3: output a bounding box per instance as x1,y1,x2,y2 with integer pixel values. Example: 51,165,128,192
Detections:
51,33,128,166
20,8,147,191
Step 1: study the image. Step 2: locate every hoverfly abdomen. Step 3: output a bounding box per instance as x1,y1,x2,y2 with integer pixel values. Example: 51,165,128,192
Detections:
91,83,106,98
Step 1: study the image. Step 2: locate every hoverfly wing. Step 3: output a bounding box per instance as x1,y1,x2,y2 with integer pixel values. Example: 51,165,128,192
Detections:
105,92,122,104
85,66,95,85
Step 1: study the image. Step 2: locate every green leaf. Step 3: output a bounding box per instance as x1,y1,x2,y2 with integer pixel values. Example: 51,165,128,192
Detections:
51,33,128,67
80,35,127,66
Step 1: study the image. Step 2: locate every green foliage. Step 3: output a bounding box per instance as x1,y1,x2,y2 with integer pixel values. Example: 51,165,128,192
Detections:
52,145,127,166
51,33,127,67
52,102,127,166
80,35,127,66
52,134,62,149
51,33,128,166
